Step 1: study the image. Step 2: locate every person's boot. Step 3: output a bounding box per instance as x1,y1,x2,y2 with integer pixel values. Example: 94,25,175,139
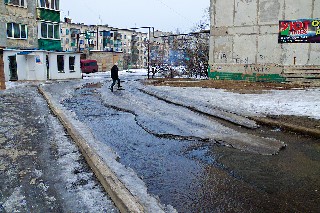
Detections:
109,86,113,92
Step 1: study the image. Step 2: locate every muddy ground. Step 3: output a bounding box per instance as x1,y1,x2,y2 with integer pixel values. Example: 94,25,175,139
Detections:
144,78,320,135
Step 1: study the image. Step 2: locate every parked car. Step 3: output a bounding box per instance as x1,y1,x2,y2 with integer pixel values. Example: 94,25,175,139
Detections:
80,59,98,73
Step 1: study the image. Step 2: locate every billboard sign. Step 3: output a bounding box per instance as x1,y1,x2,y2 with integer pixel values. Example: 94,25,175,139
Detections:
278,19,320,43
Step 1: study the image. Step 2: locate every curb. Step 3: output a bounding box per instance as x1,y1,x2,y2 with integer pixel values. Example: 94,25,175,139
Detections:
252,117,320,138
38,86,145,213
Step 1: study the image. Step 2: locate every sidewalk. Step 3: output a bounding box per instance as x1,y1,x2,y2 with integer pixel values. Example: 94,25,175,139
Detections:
0,85,119,212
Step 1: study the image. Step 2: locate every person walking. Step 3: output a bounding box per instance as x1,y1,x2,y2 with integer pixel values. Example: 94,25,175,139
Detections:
109,62,122,92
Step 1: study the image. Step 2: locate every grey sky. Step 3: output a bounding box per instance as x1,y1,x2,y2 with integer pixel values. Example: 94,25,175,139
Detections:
60,0,209,33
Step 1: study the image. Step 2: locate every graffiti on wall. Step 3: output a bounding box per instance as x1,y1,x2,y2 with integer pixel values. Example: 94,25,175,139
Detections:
233,57,248,64
279,19,320,43
217,52,228,63
248,64,271,73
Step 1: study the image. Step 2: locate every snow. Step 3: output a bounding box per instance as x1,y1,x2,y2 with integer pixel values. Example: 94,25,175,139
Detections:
3,69,319,212
121,69,319,120
141,85,320,120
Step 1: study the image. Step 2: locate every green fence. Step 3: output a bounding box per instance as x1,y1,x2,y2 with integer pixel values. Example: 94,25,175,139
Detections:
208,71,286,83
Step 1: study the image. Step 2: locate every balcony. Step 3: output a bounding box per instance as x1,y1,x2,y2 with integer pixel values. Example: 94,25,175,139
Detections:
37,8,60,22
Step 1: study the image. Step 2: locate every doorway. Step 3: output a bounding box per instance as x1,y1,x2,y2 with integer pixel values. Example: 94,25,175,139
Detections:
8,55,18,81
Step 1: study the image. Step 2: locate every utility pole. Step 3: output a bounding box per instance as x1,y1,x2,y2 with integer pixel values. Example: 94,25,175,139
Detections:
147,27,150,79
96,26,99,50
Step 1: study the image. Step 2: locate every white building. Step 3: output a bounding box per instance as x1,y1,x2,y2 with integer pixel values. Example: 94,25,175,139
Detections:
4,49,81,81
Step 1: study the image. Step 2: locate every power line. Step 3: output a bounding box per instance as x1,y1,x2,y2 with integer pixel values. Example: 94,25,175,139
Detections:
153,0,194,24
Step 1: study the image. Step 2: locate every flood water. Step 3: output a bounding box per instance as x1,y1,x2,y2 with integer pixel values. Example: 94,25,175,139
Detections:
63,83,320,212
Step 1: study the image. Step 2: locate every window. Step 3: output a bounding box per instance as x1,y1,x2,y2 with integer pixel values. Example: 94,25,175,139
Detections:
38,0,59,10
40,22,60,39
41,23,47,38
69,56,75,71
54,25,59,39
39,0,45,7
5,0,26,7
48,24,53,38
57,55,64,72
13,23,20,38
7,23,27,39
21,24,27,38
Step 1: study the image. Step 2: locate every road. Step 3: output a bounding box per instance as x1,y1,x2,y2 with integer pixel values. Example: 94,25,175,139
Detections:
48,72,319,213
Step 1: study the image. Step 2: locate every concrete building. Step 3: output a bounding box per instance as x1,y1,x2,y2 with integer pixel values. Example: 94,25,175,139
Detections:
208,0,320,83
150,30,171,66
60,20,148,70
0,0,38,49
0,0,82,83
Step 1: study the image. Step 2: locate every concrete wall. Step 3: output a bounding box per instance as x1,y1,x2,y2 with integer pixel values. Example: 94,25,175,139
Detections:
209,0,320,83
0,47,5,89
0,0,38,49
88,51,124,71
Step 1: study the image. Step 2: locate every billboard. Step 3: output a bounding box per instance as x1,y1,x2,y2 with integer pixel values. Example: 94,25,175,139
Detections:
278,19,320,43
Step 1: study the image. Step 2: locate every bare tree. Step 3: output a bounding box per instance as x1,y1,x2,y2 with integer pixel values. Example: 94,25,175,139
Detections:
171,7,210,78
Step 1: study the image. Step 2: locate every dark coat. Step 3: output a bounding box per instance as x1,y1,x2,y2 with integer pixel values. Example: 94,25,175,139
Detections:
111,65,119,79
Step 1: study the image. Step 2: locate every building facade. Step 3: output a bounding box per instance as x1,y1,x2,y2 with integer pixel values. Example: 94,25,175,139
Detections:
150,30,171,67
37,0,61,51
60,20,148,70
0,0,81,83
209,0,320,83
1,0,38,49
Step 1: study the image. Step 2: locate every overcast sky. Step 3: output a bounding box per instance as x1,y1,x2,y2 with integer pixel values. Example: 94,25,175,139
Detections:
60,0,209,33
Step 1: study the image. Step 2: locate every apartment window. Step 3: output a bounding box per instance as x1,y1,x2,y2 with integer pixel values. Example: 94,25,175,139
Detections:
57,55,64,72
5,0,26,7
124,35,127,39
69,56,75,71
48,24,53,38
7,23,27,39
54,25,59,38
40,22,60,39
38,0,59,10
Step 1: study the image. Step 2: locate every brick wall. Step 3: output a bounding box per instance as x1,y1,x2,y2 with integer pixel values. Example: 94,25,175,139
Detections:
0,48,5,90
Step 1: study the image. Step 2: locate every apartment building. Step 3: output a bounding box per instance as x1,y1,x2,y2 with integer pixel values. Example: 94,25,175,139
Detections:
209,0,320,83
60,20,148,70
0,0,81,83
150,30,170,66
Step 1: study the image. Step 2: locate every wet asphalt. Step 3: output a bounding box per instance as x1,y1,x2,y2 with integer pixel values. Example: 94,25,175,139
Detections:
61,76,320,213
